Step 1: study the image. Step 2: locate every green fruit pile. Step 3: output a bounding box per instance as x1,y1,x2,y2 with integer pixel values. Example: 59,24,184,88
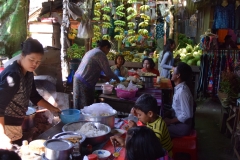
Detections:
67,44,85,59
174,43,202,66
178,33,194,49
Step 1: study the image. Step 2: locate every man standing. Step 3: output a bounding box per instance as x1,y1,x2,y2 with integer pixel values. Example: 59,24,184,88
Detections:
164,62,194,138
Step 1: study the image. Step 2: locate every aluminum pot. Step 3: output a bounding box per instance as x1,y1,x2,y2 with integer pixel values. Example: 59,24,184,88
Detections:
52,131,86,153
44,139,73,160
22,107,36,131
81,110,117,129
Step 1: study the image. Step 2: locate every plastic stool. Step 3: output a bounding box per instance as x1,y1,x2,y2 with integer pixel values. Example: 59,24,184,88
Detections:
0,67,4,73
172,130,197,160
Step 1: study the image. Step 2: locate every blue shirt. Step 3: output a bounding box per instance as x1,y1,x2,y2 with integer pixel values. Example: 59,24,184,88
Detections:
212,4,235,29
156,22,164,39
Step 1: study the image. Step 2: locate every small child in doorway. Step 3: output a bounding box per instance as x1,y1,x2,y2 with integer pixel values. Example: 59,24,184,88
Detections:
129,93,173,157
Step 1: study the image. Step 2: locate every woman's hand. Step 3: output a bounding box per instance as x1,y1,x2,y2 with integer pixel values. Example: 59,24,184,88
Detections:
0,133,12,150
37,99,61,116
110,135,125,148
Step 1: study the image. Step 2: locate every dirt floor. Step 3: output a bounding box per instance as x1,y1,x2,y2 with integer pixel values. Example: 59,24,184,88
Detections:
195,98,238,160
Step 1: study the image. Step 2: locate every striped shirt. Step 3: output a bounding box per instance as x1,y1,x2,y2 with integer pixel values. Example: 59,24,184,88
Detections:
147,116,173,157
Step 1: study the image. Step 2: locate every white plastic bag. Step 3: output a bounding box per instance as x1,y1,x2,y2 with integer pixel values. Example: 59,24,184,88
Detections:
127,81,138,91
81,103,116,116
77,20,94,38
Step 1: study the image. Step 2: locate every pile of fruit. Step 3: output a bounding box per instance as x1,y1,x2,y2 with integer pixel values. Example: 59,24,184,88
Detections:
68,28,78,40
178,33,194,49
67,44,85,59
173,43,202,66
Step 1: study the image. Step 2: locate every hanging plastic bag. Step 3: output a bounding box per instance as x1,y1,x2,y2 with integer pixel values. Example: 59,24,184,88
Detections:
159,4,168,17
77,20,94,38
67,2,84,20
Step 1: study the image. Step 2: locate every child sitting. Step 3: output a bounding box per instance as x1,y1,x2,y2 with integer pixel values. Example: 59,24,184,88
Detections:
110,126,172,160
129,94,173,157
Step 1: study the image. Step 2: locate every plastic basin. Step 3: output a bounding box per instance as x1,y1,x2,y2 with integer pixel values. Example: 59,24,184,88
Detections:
60,109,81,124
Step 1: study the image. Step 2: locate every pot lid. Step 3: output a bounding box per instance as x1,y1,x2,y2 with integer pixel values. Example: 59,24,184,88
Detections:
26,107,36,116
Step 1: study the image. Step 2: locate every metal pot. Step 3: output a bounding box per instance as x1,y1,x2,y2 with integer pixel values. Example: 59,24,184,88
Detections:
22,107,36,131
140,76,155,88
44,139,73,160
62,121,111,146
81,110,117,129
52,131,86,154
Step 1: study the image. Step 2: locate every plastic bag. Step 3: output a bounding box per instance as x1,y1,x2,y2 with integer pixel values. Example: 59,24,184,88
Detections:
67,2,84,20
77,20,94,38
81,103,116,116
127,81,138,91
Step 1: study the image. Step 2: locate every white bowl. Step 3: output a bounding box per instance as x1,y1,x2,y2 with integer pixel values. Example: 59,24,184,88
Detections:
92,149,111,160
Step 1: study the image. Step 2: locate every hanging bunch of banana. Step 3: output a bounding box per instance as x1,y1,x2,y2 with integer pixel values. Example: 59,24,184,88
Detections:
127,35,138,43
102,34,110,40
140,13,150,20
114,19,125,41
138,29,148,36
102,0,112,4
128,29,135,35
102,7,111,13
92,31,102,42
93,25,100,32
114,26,124,33
102,22,112,28
115,4,125,17
102,14,110,21
140,5,150,12
128,22,135,28
139,20,149,28
127,0,137,4
98,0,112,43
92,0,102,42
137,12,150,37
68,28,78,40
126,7,137,21
114,20,126,27
114,34,125,41
95,2,102,10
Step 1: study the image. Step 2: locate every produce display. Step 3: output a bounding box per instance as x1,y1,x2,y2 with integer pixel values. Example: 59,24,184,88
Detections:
173,43,202,66
68,28,78,40
67,1,203,68
178,33,194,49
67,43,85,59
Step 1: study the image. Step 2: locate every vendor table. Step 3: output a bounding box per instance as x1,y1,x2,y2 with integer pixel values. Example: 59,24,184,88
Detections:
98,78,172,114
37,121,64,140
98,88,163,114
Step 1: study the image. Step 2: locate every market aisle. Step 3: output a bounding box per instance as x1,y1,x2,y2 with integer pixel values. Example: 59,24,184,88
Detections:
195,98,237,160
